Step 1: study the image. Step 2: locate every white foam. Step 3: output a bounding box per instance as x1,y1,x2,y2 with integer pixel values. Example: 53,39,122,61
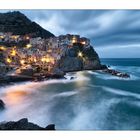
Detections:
103,86,140,100
67,98,119,130
53,91,78,98
110,66,140,76
88,70,139,81
87,71,102,76
0,73,88,95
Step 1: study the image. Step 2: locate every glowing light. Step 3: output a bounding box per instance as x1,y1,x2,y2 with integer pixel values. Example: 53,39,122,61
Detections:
78,52,83,57
11,35,19,39
41,56,55,64
20,60,25,65
6,58,12,63
11,49,16,56
0,36,4,39
0,46,6,51
47,49,52,53
26,44,32,49
26,36,30,40
34,58,37,62
72,37,77,43
41,57,51,63
41,58,46,62
81,41,86,45
46,58,50,63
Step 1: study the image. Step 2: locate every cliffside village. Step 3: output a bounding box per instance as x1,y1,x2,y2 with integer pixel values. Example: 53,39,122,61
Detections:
0,32,91,79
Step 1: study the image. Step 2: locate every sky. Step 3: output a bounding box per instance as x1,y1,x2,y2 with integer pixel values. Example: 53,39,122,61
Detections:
1,10,140,58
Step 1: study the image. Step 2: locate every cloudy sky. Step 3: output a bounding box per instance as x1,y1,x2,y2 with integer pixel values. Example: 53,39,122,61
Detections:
1,10,140,58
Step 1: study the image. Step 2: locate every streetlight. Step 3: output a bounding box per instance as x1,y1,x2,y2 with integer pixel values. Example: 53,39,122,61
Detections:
26,44,32,49
78,51,83,57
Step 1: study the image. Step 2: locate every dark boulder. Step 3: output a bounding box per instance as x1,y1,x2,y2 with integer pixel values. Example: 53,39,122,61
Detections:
0,118,55,130
0,99,5,110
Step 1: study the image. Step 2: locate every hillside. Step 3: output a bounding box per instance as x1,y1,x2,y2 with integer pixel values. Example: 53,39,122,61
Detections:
0,11,54,38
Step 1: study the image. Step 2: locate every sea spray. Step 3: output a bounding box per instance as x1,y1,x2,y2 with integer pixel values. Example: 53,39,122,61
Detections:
0,59,140,130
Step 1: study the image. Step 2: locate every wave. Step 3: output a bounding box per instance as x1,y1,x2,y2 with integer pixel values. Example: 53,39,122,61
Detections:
88,70,140,81
109,65,140,75
67,97,120,130
65,71,90,81
102,86,140,100
0,72,89,95
53,91,78,98
100,65,140,80
88,84,140,101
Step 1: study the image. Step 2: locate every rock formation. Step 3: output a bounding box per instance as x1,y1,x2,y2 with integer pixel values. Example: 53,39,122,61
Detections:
0,118,55,130
0,99,5,110
58,45,102,72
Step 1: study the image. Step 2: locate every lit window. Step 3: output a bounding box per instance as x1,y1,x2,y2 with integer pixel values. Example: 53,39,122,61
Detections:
0,46,6,51
26,44,32,49
11,50,16,56
26,36,30,40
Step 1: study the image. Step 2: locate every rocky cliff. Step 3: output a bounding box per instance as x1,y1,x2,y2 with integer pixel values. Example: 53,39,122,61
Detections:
0,11,54,38
58,44,103,72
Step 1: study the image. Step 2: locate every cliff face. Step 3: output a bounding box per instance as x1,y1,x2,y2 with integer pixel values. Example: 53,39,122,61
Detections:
0,11,54,38
58,44,102,72
83,46,101,70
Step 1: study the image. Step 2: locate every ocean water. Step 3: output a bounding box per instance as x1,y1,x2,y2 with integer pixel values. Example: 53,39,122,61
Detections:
0,58,140,130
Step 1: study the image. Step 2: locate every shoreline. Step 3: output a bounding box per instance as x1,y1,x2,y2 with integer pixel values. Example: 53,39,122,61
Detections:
0,67,130,87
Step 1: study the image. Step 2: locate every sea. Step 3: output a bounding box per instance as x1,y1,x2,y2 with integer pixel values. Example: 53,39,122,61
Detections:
0,58,140,130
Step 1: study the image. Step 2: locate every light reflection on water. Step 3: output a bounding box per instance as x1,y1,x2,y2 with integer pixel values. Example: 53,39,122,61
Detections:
0,72,91,129
4,90,27,105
